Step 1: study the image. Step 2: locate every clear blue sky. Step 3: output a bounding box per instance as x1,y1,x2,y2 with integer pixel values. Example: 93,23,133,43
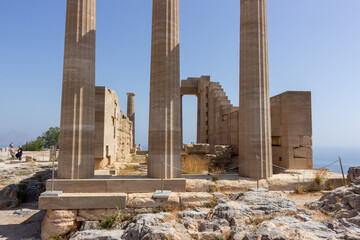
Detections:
0,0,359,150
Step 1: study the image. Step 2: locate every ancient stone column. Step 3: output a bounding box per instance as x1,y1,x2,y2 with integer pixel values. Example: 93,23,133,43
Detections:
148,0,181,178
126,93,136,147
58,0,96,179
239,0,273,179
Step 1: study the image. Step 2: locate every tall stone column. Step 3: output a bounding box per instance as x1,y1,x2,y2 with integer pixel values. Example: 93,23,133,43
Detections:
148,0,181,178
126,93,136,147
58,0,96,179
239,0,272,179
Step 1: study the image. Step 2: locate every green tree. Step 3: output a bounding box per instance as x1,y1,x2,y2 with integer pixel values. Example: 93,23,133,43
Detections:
41,127,60,148
22,137,45,151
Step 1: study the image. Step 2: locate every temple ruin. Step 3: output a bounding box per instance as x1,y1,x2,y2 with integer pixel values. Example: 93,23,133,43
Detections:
39,0,313,211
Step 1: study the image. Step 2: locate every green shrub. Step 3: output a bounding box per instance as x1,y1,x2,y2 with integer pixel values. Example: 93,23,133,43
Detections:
100,216,116,229
22,137,44,151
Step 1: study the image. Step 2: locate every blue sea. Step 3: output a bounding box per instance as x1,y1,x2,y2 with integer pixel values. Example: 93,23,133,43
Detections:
313,146,359,173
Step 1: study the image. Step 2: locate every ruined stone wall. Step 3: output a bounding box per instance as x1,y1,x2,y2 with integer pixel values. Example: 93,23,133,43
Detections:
95,86,133,169
181,76,313,170
270,91,312,170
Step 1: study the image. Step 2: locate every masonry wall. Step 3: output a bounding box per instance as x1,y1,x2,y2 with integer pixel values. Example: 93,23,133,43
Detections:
95,86,133,169
181,77,313,170
270,91,312,170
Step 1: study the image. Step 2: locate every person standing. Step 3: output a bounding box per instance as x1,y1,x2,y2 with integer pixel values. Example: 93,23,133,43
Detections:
9,146,16,161
137,144,142,151
17,146,23,161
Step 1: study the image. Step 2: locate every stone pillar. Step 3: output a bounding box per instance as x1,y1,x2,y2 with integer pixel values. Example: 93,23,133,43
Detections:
148,0,181,178
58,0,96,179
126,93,136,147
180,95,183,148
239,0,273,179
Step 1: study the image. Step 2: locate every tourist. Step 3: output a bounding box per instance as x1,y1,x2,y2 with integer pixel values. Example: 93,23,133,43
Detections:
17,146,23,161
137,144,142,151
9,141,14,148
9,146,16,161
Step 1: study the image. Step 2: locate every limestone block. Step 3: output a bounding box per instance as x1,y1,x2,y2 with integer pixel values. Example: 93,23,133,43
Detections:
127,193,158,208
26,156,33,162
41,210,77,240
127,193,180,208
293,147,312,159
347,166,360,183
179,192,213,207
78,209,118,221
185,144,210,154
300,136,312,147
213,145,232,159
186,179,216,192
293,158,313,169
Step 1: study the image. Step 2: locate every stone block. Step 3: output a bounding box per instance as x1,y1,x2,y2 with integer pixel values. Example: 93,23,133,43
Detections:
293,147,312,159
78,209,118,221
179,192,213,207
38,193,126,210
300,136,312,147
46,178,186,193
185,144,210,154
41,210,77,240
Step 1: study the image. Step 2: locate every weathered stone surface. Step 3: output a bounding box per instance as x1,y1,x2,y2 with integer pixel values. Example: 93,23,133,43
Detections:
25,182,45,202
41,210,77,240
184,144,210,154
348,167,360,183
78,209,118,221
293,147,312,159
70,230,123,240
79,221,100,231
177,209,207,219
179,192,213,207
306,178,360,226
300,135,312,147
0,184,19,209
0,184,18,199
122,213,167,239
185,179,216,192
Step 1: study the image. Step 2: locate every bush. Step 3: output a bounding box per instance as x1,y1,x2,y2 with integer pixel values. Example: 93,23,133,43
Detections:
181,155,208,174
22,137,44,151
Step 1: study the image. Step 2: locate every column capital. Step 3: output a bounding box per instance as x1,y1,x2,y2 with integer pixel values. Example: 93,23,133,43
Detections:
126,92,136,97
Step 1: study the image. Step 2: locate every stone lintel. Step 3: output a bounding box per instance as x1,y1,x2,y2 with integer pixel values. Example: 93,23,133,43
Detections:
45,178,186,193
38,193,126,210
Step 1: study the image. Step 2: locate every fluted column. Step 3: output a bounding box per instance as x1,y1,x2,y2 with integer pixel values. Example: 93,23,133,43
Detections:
126,93,136,147
239,0,272,179
148,0,181,178
58,0,96,179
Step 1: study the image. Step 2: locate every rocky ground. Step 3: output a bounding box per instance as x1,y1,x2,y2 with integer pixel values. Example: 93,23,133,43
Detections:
60,186,360,240
0,160,53,240
1,159,360,240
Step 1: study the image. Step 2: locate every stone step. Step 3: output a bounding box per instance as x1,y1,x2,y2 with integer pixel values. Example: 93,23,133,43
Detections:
39,192,126,210
45,178,186,194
